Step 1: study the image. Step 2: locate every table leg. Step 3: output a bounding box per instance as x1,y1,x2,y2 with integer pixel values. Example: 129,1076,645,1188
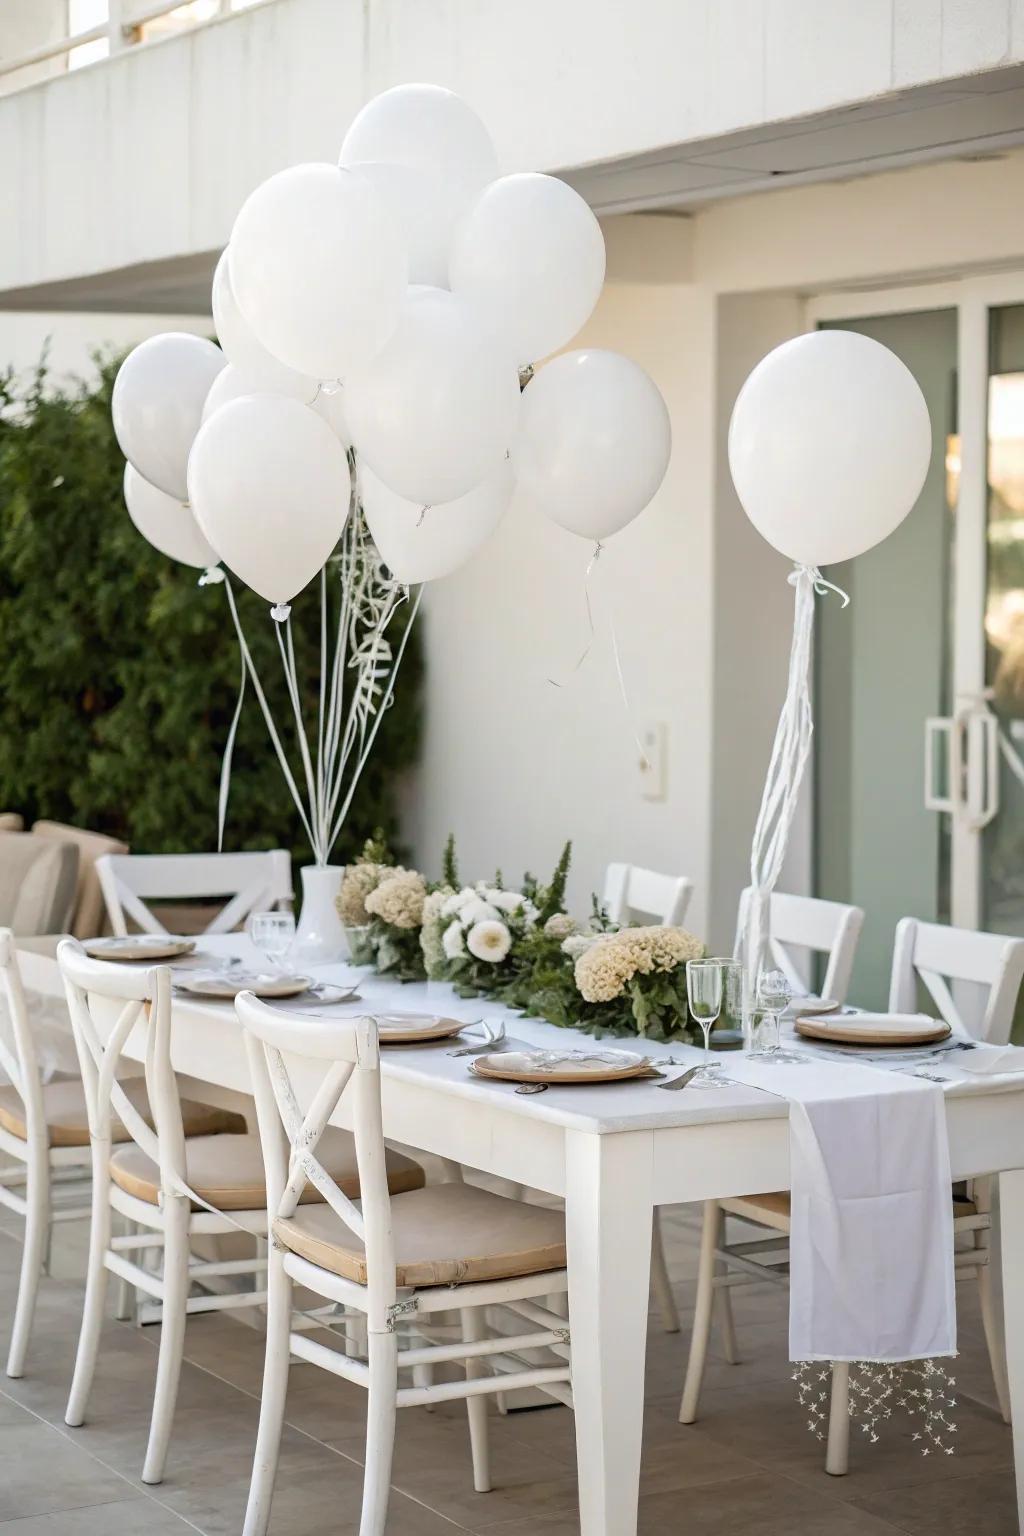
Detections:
565,1129,654,1536
999,1167,1024,1527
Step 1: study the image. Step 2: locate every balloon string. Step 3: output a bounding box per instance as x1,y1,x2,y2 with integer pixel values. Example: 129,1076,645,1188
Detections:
790,564,850,607
547,542,603,686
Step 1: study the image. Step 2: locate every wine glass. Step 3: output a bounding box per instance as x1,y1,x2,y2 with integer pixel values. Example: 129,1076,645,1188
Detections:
249,910,296,974
752,967,806,1064
686,959,725,1089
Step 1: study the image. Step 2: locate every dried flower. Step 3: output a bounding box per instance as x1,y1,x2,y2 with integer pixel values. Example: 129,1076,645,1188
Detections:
336,862,386,927
466,919,512,963
544,913,577,939
364,870,427,929
575,925,704,1004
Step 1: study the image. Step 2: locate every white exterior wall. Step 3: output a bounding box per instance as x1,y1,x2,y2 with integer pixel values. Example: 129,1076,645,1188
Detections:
3,0,1024,293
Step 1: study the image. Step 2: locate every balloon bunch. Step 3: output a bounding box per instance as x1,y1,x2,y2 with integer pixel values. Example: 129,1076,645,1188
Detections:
109,83,673,860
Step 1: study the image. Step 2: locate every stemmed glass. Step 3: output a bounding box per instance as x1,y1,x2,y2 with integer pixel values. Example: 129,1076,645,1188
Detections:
751,968,807,1064
249,910,296,974
686,959,725,1090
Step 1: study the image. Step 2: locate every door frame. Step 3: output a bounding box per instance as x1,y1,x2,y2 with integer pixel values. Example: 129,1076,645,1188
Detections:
805,270,1024,932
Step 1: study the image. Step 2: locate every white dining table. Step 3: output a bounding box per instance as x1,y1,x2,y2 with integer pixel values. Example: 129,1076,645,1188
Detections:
17,933,1024,1536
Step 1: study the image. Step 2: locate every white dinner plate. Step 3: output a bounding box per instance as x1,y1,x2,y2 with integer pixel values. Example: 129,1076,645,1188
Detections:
371,1014,467,1044
175,970,313,1000
85,935,196,962
470,1048,652,1085
795,1012,950,1046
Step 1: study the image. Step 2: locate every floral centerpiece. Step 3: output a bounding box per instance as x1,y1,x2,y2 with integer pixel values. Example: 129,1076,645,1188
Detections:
522,923,704,1042
336,835,430,981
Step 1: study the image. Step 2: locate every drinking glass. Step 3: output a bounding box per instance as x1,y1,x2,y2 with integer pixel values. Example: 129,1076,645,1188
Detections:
686,959,725,1089
249,910,296,973
751,968,807,1064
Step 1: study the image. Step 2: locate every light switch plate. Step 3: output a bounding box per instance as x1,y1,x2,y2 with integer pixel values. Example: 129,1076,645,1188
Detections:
638,721,668,802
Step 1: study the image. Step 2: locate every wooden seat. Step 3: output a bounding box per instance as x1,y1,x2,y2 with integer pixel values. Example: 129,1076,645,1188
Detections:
722,1187,978,1233
0,1077,244,1148
110,1129,425,1210
273,1181,567,1287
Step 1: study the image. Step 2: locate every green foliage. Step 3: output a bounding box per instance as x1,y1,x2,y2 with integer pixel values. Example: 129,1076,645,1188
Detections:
441,832,459,889
0,355,422,860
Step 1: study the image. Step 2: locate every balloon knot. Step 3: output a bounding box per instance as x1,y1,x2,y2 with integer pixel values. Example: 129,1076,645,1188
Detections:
198,565,224,587
270,603,292,623
790,565,850,607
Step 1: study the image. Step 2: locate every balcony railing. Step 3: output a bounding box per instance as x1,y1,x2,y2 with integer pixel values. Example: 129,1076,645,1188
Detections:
0,0,269,93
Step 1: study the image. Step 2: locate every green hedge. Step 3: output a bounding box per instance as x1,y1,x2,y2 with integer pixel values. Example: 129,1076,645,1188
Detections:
0,354,422,862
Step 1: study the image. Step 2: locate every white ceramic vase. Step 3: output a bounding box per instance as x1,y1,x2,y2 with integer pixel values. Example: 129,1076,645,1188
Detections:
293,864,349,965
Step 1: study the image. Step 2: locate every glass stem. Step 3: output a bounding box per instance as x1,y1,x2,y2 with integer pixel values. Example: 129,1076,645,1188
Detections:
701,1022,712,1072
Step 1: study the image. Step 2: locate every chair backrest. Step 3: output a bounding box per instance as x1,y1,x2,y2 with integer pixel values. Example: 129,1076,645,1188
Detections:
734,887,864,1003
0,813,24,832
888,917,1024,1045
32,821,129,940
603,863,694,928
95,851,293,937
0,831,79,936
0,928,46,1149
57,939,187,1194
235,991,394,1328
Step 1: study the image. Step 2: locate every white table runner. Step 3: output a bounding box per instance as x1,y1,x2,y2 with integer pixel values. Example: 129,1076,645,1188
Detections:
724,1054,957,1364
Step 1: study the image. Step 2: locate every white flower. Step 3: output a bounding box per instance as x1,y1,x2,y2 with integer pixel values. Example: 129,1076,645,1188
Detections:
488,889,528,914
440,892,463,918
561,933,596,960
460,896,500,926
453,887,479,913
442,921,466,960
466,919,512,963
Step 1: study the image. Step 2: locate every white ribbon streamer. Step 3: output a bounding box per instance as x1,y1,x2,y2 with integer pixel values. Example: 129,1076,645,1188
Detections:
744,565,850,991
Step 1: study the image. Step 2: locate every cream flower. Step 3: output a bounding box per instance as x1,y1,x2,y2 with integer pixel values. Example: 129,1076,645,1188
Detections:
561,933,595,960
442,921,467,960
544,913,577,939
575,925,704,1003
466,919,512,963
364,870,427,929
419,889,452,973
336,862,386,927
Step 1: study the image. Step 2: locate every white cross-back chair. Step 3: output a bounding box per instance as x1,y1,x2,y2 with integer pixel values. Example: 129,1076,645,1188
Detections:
602,863,695,1336
58,941,274,1485
603,862,693,928
0,930,92,1378
236,990,574,1536
734,886,864,1002
679,917,1024,1475
95,850,293,937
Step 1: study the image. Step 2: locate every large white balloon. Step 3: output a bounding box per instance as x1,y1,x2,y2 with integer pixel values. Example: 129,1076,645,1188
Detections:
340,85,497,288
517,350,671,541
344,286,520,505
123,464,217,569
211,249,319,397
187,395,352,605
112,333,226,501
450,174,606,365
201,363,350,445
361,459,513,583
728,330,932,567
229,163,407,382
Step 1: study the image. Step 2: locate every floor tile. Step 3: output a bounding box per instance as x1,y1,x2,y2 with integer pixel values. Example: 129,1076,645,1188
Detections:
852,1467,1019,1534
0,1420,137,1521
0,1498,198,1534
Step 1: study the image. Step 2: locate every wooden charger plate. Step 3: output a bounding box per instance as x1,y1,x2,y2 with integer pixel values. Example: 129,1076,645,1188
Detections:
373,1015,468,1045
795,1015,951,1047
470,1049,652,1085
176,971,313,1001
85,935,196,963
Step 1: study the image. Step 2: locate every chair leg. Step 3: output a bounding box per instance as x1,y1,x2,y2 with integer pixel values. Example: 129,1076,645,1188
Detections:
461,1307,491,1493
825,1362,850,1475
715,1259,739,1364
65,1140,113,1427
142,1195,190,1484
978,1263,1012,1424
6,1143,50,1378
359,1330,398,1536
244,1247,292,1536
679,1200,720,1423
114,1218,136,1323
651,1211,680,1333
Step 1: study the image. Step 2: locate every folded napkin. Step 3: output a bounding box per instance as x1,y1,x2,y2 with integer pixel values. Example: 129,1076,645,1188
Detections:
953,1042,1024,1076
800,1011,936,1031
725,1055,956,1363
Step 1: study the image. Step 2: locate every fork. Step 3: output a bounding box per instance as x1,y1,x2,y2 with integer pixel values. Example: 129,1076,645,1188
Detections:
448,1021,505,1057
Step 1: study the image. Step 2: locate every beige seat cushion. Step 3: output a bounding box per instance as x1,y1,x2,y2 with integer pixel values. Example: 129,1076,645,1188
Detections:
110,1129,425,1211
274,1182,567,1288
0,1077,245,1148
721,1188,977,1233
0,813,24,832
31,821,129,939
0,832,79,936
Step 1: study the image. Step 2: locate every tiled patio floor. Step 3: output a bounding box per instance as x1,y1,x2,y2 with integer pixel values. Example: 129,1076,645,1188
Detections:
0,1179,1015,1534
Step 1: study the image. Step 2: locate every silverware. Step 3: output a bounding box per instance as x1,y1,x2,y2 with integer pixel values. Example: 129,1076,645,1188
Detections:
515,1082,549,1095
448,1021,504,1056
656,1063,705,1092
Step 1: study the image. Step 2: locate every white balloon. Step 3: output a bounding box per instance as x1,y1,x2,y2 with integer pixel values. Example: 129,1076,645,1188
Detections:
187,395,352,605
112,333,226,501
229,163,407,382
450,174,605,365
202,363,350,446
517,350,671,540
728,331,932,567
361,459,513,583
211,249,319,396
123,464,217,569
345,286,520,505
